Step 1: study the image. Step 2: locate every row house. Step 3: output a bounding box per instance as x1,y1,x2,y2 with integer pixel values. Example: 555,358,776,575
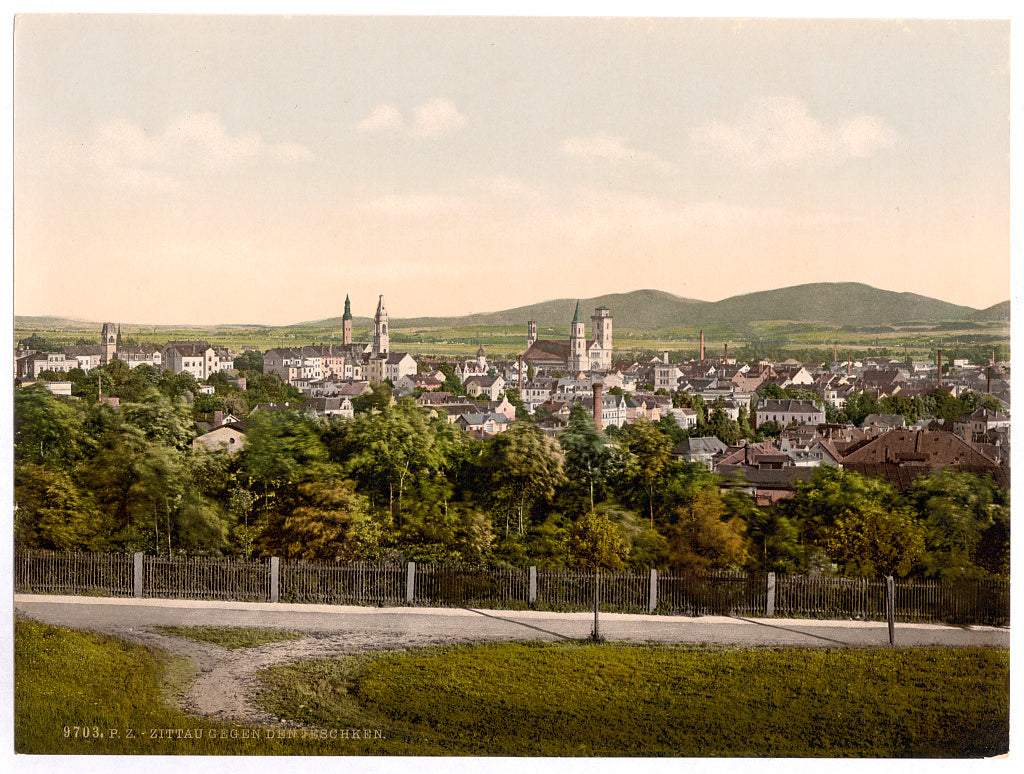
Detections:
592,394,628,429
754,399,826,429
364,352,417,385
263,345,348,385
20,351,80,378
953,408,1011,442
163,343,232,380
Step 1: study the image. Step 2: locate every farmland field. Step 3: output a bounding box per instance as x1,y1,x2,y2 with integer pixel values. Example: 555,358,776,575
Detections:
15,618,1009,757
14,317,1010,363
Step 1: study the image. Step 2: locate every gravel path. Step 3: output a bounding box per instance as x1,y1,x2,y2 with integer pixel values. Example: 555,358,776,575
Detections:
15,594,1010,727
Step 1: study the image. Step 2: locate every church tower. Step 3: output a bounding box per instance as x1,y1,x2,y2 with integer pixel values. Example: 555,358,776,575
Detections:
101,323,117,363
570,301,586,372
527,320,537,348
476,345,487,371
373,295,389,357
591,307,613,371
342,294,353,346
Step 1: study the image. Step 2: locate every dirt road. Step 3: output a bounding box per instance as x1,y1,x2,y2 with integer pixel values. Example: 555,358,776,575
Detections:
15,594,1009,726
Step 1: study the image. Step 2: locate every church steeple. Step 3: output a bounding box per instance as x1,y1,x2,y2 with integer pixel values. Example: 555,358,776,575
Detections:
342,294,353,346
373,294,389,357
570,300,586,371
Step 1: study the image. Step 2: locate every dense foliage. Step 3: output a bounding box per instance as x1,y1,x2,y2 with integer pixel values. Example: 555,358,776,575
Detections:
13,381,1009,579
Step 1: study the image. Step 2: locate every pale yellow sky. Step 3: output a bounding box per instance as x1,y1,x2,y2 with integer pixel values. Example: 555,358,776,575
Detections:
12,13,1012,325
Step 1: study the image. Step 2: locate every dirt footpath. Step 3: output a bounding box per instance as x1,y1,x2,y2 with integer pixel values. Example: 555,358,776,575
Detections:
14,594,1010,726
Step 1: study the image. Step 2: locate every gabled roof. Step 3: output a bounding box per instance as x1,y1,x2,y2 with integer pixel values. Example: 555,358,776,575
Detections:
842,429,1006,490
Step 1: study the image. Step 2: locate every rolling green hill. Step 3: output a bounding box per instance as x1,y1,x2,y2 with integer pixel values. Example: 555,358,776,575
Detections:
969,300,1011,323
16,283,1005,335
310,282,990,331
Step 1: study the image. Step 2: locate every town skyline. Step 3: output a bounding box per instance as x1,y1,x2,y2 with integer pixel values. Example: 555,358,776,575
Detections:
13,15,1011,326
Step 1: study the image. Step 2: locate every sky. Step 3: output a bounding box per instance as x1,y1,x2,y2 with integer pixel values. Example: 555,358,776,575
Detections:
12,13,1012,326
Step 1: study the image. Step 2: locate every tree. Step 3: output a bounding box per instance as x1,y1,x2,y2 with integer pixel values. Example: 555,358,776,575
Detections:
566,510,629,641
14,463,104,551
277,474,377,562
907,470,1009,579
560,405,613,512
234,350,264,373
351,381,394,414
666,488,748,572
707,398,741,445
824,502,925,578
14,386,90,468
566,511,629,571
726,490,798,573
479,421,565,537
618,419,672,529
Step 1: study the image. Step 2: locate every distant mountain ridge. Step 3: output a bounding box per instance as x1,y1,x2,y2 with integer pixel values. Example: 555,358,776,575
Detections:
311,283,999,330
16,283,1007,331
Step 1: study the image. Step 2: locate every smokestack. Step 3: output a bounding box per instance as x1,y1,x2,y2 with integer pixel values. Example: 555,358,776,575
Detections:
938,350,943,387
700,330,705,360
592,383,603,435
992,349,996,366
724,343,728,362
987,366,992,394
847,355,850,377
904,344,909,366
834,343,838,364
518,355,524,401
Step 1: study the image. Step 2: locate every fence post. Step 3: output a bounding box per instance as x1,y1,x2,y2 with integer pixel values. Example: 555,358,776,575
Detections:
886,575,895,646
270,557,280,603
133,552,144,599
766,572,776,617
649,568,658,613
406,561,416,605
529,566,537,606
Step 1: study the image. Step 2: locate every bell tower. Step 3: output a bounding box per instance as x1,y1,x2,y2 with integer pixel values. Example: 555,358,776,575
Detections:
342,294,353,346
101,322,117,363
373,295,389,357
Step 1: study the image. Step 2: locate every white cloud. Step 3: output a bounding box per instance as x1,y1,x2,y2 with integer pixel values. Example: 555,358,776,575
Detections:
48,112,314,191
410,98,467,138
561,132,675,173
358,99,467,139
357,104,404,134
692,96,896,170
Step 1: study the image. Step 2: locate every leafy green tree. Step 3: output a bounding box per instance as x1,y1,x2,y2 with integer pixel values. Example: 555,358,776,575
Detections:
560,405,613,512
480,421,565,537
566,511,629,571
707,398,741,445
907,470,1009,579
351,381,394,414
726,491,798,573
617,418,672,529
14,386,90,468
233,350,264,373
14,463,104,551
276,473,378,562
824,502,925,578
666,488,747,572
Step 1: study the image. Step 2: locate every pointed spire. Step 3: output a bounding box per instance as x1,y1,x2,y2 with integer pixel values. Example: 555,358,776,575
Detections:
343,294,352,321
572,300,584,325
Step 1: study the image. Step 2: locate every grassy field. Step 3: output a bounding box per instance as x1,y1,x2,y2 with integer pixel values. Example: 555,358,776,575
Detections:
15,618,1009,757
15,317,1009,362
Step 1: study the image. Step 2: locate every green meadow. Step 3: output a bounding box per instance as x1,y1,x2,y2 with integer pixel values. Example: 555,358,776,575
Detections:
15,618,1009,757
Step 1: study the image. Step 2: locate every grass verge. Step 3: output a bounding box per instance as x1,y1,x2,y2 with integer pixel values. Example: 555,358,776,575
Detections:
16,618,1009,757
153,625,304,649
